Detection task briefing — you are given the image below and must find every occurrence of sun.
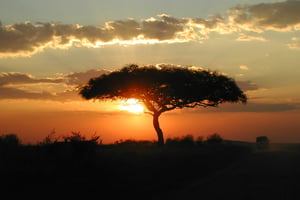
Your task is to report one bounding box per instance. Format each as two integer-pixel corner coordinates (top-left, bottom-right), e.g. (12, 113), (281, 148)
(119, 98), (144, 114)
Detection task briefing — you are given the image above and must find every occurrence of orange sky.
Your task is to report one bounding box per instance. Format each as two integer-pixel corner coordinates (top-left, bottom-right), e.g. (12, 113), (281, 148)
(1, 100), (299, 144)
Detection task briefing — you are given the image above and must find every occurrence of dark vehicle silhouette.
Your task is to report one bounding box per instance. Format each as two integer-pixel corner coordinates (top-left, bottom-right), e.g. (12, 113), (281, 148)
(256, 136), (269, 150)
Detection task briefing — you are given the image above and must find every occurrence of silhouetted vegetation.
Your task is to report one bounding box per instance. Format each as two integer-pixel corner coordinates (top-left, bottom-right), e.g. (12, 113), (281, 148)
(166, 135), (195, 147)
(0, 133), (20, 146)
(206, 133), (223, 144)
(79, 64), (247, 145)
(0, 132), (255, 199)
(3, 132), (300, 199)
(165, 134), (224, 147)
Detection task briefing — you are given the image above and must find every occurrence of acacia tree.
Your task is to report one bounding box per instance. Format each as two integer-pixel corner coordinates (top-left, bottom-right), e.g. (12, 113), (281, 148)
(79, 64), (247, 146)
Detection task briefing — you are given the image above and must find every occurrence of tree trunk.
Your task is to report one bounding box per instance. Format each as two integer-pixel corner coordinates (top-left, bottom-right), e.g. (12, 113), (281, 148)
(153, 113), (164, 146)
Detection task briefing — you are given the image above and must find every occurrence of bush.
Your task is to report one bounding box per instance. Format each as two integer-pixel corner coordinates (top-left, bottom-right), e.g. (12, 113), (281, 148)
(195, 136), (204, 146)
(63, 131), (86, 142)
(206, 133), (223, 144)
(166, 135), (195, 147)
(40, 129), (60, 145)
(114, 139), (155, 148)
(0, 133), (20, 147)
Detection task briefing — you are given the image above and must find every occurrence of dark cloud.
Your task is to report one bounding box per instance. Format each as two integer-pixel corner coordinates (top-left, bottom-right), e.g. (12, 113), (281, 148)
(0, 72), (69, 101)
(229, 0), (300, 31)
(0, 69), (108, 101)
(0, 72), (64, 86)
(191, 15), (225, 29)
(0, 86), (80, 101)
(0, 70), (109, 87)
(141, 15), (185, 40)
(0, 22), (54, 55)
(0, 15), (189, 56)
(105, 19), (141, 40)
(0, 86), (54, 100)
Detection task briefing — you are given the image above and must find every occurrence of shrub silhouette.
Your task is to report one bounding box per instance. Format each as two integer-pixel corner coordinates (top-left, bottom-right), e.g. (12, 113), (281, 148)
(0, 133), (20, 147)
(195, 136), (204, 146)
(40, 131), (101, 163)
(63, 131), (86, 142)
(166, 135), (195, 147)
(0, 134), (21, 162)
(114, 139), (155, 148)
(40, 129), (60, 145)
(206, 133), (223, 144)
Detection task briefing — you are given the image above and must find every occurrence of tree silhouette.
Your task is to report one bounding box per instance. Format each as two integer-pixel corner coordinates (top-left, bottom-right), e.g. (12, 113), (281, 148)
(79, 64), (247, 146)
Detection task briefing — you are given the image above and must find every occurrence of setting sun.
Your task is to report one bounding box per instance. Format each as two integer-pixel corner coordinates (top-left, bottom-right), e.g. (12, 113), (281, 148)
(119, 98), (144, 114)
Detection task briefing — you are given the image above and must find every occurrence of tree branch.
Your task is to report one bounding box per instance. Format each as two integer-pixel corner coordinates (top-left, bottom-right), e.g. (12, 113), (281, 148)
(142, 99), (157, 113)
(160, 105), (176, 113)
(144, 111), (153, 116)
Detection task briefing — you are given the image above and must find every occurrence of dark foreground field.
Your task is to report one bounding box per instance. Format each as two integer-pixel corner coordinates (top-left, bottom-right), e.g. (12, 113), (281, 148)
(1, 141), (300, 199)
(155, 144), (300, 200)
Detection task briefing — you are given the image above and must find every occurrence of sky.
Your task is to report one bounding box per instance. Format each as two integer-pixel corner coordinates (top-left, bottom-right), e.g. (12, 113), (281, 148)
(0, 0), (300, 144)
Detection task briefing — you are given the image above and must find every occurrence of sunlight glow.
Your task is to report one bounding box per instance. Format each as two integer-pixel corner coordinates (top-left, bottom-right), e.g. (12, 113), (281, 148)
(118, 98), (144, 114)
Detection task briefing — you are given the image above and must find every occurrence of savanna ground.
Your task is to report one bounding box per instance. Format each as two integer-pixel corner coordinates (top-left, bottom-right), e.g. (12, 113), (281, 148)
(1, 134), (300, 200)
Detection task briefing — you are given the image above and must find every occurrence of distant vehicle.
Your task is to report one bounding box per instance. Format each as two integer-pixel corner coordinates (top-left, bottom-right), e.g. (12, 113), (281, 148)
(256, 136), (270, 150)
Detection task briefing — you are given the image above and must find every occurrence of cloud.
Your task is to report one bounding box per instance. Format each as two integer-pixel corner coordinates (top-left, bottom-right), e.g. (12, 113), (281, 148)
(228, 0), (300, 32)
(189, 14), (232, 35)
(1, 1), (300, 57)
(66, 69), (109, 85)
(0, 72), (64, 86)
(0, 16), (190, 57)
(0, 68), (259, 103)
(0, 72), (67, 101)
(0, 85), (80, 101)
(287, 37), (300, 49)
(0, 69), (109, 101)
(141, 14), (186, 40)
(1, 68), (298, 114)
(236, 34), (267, 42)
(239, 65), (249, 70)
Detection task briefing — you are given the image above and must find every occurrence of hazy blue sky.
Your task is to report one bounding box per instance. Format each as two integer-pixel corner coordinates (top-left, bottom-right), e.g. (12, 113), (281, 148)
(0, 0), (278, 25)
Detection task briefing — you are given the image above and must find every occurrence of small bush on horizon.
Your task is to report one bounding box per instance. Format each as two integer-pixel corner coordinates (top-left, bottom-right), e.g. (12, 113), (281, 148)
(63, 131), (102, 144)
(0, 133), (20, 147)
(114, 139), (156, 148)
(39, 130), (102, 146)
(196, 136), (204, 146)
(166, 135), (195, 147)
(206, 133), (223, 144)
(40, 129), (60, 145)
(63, 131), (86, 142)
(165, 133), (225, 147)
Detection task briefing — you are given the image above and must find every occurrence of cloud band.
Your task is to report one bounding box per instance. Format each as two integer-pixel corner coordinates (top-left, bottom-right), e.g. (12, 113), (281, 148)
(0, 1), (300, 57)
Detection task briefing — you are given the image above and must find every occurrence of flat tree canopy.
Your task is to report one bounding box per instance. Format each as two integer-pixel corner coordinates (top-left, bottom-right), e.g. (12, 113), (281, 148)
(79, 64), (247, 145)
